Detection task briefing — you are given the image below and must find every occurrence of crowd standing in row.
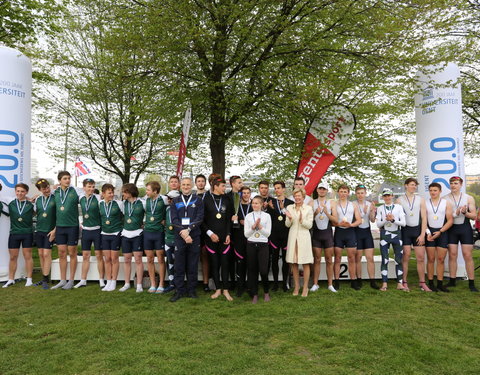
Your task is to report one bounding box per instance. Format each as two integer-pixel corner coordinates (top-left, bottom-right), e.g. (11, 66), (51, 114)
(0, 173), (478, 303)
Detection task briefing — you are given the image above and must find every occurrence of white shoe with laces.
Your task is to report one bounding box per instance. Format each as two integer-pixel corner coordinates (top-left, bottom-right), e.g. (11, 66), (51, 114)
(310, 284), (320, 292)
(328, 285), (338, 293)
(119, 283), (131, 292)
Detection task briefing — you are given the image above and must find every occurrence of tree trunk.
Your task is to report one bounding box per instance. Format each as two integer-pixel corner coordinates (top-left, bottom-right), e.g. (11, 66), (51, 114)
(210, 126), (226, 178)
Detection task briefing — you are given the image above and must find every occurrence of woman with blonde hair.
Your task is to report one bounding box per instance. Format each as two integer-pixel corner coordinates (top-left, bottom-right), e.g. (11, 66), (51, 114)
(285, 187), (314, 297)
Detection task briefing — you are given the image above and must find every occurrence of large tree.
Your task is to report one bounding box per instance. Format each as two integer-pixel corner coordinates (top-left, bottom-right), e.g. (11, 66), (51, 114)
(38, 0), (180, 183)
(130, 0), (462, 178)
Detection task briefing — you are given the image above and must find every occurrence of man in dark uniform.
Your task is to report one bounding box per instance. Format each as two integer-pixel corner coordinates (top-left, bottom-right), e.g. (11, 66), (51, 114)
(226, 175), (243, 292)
(169, 177), (204, 302)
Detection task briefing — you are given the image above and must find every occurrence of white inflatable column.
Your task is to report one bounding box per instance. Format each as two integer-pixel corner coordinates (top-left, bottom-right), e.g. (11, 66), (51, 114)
(0, 46), (32, 282)
(415, 62), (466, 278)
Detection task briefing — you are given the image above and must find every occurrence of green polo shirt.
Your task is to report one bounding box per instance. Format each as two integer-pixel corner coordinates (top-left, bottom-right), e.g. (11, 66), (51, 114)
(54, 187), (79, 227)
(35, 194), (56, 233)
(144, 196), (166, 233)
(123, 199), (145, 231)
(80, 194), (101, 227)
(9, 199), (34, 234)
(99, 200), (123, 234)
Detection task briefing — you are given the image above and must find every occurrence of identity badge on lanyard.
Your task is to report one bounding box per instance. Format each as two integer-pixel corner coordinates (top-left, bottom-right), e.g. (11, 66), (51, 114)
(182, 194), (193, 226)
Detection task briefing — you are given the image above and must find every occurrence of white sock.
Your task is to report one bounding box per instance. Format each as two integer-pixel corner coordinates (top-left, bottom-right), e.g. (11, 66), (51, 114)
(25, 278), (33, 287)
(74, 280), (87, 288)
(62, 280), (75, 290)
(102, 280), (111, 290)
(108, 280), (116, 291)
(51, 280), (67, 289)
(99, 279), (105, 287)
(2, 279), (15, 288)
(136, 284), (143, 293)
(119, 283), (130, 292)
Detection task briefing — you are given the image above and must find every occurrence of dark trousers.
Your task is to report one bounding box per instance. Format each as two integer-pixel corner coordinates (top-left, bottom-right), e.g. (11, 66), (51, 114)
(247, 241), (270, 296)
(206, 239), (231, 290)
(269, 236), (288, 283)
(165, 242), (175, 285)
(174, 236), (200, 294)
(233, 235), (247, 289)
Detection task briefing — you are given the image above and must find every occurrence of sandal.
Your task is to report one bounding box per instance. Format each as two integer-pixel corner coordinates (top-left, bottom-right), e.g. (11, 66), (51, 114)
(396, 283), (405, 290)
(148, 286), (156, 293)
(380, 286), (388, 292)
(419, 281), (432, 292)
(402, 281), (410, 292)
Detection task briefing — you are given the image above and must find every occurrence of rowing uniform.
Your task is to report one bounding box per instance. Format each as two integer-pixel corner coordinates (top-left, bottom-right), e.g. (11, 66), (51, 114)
(121, 199), (146, 253)
(54, 186), (80, 246)
(7, 198), (34, 248)
(34, 194), (56, 249)
(444, 193), (474, 245)
(354, 200), (374, 250)
(143, 196), (167, 251)
(425, 198), (448, 248)
(99, 200), (123, 251)
(312, 199), (334, 249)
(334, 200), (356, 248)
(80, 194), (102, 251)
(397, 194), (423, 247)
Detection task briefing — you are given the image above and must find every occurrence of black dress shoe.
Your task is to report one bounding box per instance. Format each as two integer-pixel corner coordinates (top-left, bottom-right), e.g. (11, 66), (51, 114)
(282, 283), (289, 292)
(188, 291), (198, 298)
(169, 293), (184, 302)
(203, 284), (210, 292)
(236, 287), (245, 297)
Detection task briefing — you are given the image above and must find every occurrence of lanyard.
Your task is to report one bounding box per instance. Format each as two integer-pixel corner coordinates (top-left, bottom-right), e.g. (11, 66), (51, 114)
(16, 199), (27, 216)
(127, 199), (138, 218)
(240, 203), (251, 218)
(60, 187), (70, 205)
(104, 201), (113, 218)
(182, 194), (193, 217)
(150, 197), (159, 215)
(211, 194), (222, 213)
(430, 199), (441, 215)
(405, 194), (416, 212)
(339, 201), (349, 217)
(451, 193), (463, 209)
(317, 199), (326, 215)
(41, 195), (52, 212)
(84, 195), (94, 213)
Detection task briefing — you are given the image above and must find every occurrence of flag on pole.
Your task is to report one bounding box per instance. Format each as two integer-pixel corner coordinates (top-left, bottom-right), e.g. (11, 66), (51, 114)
(296, 105), (356, 195)
(74, 157), (92, 177)
(176, 107), (192, 178)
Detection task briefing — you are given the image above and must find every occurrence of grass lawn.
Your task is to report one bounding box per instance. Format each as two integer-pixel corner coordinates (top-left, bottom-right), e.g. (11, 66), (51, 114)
(1, 250), (480, 375)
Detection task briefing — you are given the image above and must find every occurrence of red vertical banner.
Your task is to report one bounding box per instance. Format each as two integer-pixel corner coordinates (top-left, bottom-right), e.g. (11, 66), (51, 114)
(296, 106), (356, 195)
(176, 107), (192, 178)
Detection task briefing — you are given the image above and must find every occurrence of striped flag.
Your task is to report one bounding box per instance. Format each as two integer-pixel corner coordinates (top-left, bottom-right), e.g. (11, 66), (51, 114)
(74, 157), (92, 177)
(176, 107), (192, 178)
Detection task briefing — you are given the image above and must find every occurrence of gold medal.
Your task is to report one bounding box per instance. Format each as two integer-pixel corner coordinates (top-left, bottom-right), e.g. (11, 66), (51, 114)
(216, 213), (222, 219)
(362, 219), (366, 225)
(127, 218), (132, 224)
(42, 213), (47, 218)
(84, 214), (89, 219)
(278, 215), (283, 221)
(168, 225), (173, 231)
(434, 215), (438, 220)
(18, 217), (23, 222)
(150, 216), (155, 222)
(60, 206), (65, 211)
(105, 220), (111, 225)
(410, 212), (414, 216)
(254, 232), (260, 238)
(343, 216), (347, 222)
(320, 215), (325, 220)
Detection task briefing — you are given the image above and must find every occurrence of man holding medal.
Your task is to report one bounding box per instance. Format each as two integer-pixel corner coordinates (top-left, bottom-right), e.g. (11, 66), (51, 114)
(170, 177), (204, 302)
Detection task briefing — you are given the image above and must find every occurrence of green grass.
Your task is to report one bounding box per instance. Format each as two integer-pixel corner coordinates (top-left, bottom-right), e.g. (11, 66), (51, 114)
(1, 252), (480, 375)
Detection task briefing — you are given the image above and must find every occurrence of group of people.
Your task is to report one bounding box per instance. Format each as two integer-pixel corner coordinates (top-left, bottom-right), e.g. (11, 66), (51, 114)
(0, 172), (478, 304)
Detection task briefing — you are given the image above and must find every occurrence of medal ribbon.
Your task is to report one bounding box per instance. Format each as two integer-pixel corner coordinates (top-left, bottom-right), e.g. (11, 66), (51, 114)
(405, 194), (416, 213)
(181, 194), (193, 217)
(339, 201), (349, 218)
(84, 195), (94, 214)
(451, 193), (463, 210)
(41, 195), (52, 212)
(430, 199), (441, 216)
(16, 199), (27, 216)
(150, 197), (159, 216)
(103, 200), (113, 219)
(60, 187), (70, 206)
(127, 199), (138, 218)
(239, 203), (251, 219)
(211, 194), (222, 215)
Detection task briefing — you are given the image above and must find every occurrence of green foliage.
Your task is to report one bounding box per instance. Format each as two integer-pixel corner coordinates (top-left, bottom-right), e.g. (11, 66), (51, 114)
(0, 0), (60, 48)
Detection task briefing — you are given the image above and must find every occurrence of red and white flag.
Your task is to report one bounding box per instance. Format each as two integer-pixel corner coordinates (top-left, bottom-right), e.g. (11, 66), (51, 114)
(74, 157), (92, 177)
(176, 107), (192, 177)
(296, 105), (356, 195)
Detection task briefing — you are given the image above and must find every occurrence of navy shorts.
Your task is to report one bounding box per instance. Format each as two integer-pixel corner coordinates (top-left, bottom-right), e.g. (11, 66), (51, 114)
(35, 231), (53, 249)
(426, 227), (449, 249)
(81, 229), (102, 251)
(448, 221), (474, 245)
(101, 233), (121, 251)
(56, 226), (79, 246)
(402, 225), (422, 247)
(355, 227), (374, 250)
(312, 228), (334, 249)
(334, 227), (357, 248)
(122, 235), (143, 254)
(143, 231), (165, 251)
(8, 233), (34, 248)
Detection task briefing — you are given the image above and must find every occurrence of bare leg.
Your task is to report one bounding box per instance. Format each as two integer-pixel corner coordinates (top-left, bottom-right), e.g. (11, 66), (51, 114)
(413, 246), (426, 283)
(324, 247), (334, 286)
(81, 250), (91, 280)
(364, 248), (375, 279)
(402, 246), (411, 283)
(145, 250), (156, 288)
(58, 244), (68, 280)
(8, 249), (19, 279)
(302, 264), (310, 297)
(292, 263), (300, 295)
(448, 244), (458, 279)
(426, 247), (436, 280)
(95, 250), (104, 279)
(67, 245), (78, 281)
(346, 247), (357, 279)
(156, 250), (166, 288)
(312, 247), (322, 286)
(355, 250), (363, 279)
(22, 248), (33, 278)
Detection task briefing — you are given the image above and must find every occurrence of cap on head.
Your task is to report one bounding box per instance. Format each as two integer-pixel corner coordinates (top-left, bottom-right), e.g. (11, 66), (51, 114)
(317, 182), (329, 190)
(382, 188), (393, 196)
